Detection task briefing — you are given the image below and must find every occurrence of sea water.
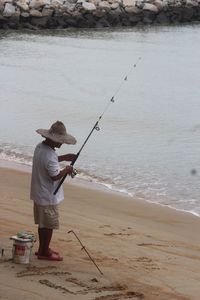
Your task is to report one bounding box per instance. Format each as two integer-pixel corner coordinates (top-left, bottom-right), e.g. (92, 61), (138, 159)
(1, 25), (200, 216)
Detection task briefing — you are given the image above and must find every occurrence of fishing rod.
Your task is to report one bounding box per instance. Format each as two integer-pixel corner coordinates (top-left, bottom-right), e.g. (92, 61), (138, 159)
(54, 57), (141, 195)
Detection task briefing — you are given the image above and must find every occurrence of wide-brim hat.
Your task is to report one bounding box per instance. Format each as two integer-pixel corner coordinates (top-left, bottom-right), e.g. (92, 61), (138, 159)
(36, 121), (76, 145)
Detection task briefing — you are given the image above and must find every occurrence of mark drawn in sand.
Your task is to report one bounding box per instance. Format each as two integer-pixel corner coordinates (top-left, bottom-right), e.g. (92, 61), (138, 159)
(137, 243), (167, 247)
(16, 265), (71, 277)
(39, 279), (75, 294)
(65, 277), (128, 295)
(39, 278), (144, 299)
(15, 265), (145, 299)
(93, 291), (144, 300)
(88, 283), (127, 293)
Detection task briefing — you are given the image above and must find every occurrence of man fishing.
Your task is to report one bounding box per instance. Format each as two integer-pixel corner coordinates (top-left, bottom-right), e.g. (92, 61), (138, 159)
(30, 121), (77, 261)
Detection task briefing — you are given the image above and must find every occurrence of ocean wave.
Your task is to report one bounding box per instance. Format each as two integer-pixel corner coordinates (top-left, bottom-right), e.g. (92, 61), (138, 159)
(0, 142), (200, 218)
(0, 142), (32, 166)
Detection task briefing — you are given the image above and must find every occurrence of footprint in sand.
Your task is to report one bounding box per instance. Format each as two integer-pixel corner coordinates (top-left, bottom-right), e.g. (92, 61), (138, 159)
(103, 227), (134, 237)
(104, 232), (131, 237)
(99, 225), (112, 228)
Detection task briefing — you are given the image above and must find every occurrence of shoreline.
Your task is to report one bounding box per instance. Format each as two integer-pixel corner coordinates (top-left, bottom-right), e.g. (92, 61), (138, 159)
(0, 158), (199, 219)
(1, 165), (200, 299)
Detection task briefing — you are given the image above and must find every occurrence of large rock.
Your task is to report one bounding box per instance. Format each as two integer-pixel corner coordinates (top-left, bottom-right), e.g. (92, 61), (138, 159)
(106, 7), (121, 23)
(121, 14), (131, 25)
(143, 3), (158, 13)
(65, 0), (77, 3)
(92, 7), (107, 17)
(82, 12), (96, 26)
(124, 5), (141, 13)
(30, 8), (43, 16)
(107, 0), (117, 4)
(89, 0), (99, 5)
(110, 2), (119, 9)
(171, 0), (183, 7)
(29, 0), (48, 9)
(82, 1), (96, 11)
(42, 7), (54, 15)
(31, 15), (49, 26)
(21, 11), (30, 16)
(50, 0), (64, 8)
(63, 1), (76, 12)
(95, 16), (110, 27)
(3, 3), (16, 16)
(154, 0), (165, 11)
(170, 6), (182, 22)
(156, 10), (170, 23)
(1, 0), (13, 4)
(186, 0), (198, 7)
(129, 13), (141, 22)
(122, 0), (136, 7)
(98, 1), (110, 10)
(16, 0), (29, 11)
(182, 6), (194, 20)
(0, 0), (5, 13)
(143, 10), (155, 23)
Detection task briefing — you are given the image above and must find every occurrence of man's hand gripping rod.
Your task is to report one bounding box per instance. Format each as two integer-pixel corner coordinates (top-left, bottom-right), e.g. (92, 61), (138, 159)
(53, 119), (101, 195)
(54, 57), (141, 195)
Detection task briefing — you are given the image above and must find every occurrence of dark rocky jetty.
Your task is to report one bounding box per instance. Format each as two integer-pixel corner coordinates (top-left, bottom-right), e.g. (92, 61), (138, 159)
(0, 0), (200, 29)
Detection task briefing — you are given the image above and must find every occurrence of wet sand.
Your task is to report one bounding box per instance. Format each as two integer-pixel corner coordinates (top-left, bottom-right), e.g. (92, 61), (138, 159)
(0, 167), (200, 300)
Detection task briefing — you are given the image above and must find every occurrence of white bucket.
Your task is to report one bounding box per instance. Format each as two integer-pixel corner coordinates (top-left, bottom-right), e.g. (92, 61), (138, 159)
(12, 239), (33, 264)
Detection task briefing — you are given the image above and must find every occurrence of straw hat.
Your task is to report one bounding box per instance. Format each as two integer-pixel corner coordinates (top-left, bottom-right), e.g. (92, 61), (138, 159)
(36, 121), (76, 145)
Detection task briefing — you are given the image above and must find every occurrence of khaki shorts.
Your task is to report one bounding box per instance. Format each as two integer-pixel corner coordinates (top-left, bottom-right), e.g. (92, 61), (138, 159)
(34, 203), (59, 229)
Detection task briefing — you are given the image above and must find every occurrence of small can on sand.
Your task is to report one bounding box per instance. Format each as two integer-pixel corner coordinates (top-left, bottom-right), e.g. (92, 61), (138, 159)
(10, 235), (34, 264)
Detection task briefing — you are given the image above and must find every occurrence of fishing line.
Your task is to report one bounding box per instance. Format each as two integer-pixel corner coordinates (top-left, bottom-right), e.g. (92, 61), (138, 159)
(54, 57), (141, 195)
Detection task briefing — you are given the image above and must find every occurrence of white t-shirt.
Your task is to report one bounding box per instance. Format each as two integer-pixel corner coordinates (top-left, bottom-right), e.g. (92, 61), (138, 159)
(30, 142), (64, 205)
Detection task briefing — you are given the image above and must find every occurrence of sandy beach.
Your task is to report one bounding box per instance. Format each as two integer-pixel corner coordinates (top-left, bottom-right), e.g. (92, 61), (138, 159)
(1, 166), (200, 300)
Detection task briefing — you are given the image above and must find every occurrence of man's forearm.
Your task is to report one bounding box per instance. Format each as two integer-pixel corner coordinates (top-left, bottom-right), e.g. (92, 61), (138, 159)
(58, 154), (76, 162)
(58, 155), (67, 162)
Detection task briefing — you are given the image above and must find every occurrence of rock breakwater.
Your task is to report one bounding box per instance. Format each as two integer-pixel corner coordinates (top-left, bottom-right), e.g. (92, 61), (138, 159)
(0, 0), (200, 29)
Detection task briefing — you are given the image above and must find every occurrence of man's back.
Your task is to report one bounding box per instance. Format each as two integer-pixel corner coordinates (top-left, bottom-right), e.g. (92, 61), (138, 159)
(30, 142), (64, 205)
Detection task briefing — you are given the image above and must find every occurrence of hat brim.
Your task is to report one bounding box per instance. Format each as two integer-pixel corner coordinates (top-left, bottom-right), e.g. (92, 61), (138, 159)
(36, 129), (76, 145)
